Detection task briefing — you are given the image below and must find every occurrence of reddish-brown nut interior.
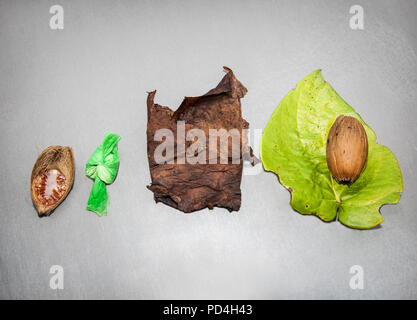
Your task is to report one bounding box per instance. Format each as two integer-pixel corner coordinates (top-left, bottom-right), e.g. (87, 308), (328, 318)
(34, 169), (67, 206)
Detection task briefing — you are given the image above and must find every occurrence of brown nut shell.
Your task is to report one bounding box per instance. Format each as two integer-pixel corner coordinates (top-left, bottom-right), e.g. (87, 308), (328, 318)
(326, 115), (368, 185)
(30, 146), (74, 216)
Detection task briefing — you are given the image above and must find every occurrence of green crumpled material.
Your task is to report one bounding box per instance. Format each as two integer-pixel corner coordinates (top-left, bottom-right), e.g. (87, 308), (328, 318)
(261, 70), (403, 229)
(85, 131), (121, 216)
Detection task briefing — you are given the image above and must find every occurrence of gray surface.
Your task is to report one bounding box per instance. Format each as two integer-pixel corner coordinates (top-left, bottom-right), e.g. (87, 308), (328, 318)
(0, 0), (416, 299)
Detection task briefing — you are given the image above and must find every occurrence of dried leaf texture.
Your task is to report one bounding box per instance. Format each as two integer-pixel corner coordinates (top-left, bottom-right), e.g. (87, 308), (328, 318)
(147, 67), (255, 213)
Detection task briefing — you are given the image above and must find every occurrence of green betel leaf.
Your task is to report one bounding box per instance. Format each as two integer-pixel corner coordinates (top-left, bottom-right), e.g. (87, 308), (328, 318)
(261, 70), (403, 229)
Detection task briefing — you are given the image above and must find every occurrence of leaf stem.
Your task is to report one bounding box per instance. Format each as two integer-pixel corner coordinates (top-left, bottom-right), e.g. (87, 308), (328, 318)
(330, 174), (341, 204)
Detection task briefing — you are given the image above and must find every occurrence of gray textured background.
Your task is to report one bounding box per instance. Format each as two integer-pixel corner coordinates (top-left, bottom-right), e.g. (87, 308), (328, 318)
(1, 0), (416, 299)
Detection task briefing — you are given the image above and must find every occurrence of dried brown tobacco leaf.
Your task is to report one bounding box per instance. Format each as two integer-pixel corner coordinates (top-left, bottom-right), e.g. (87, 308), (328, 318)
(146, 67), (257, 213)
